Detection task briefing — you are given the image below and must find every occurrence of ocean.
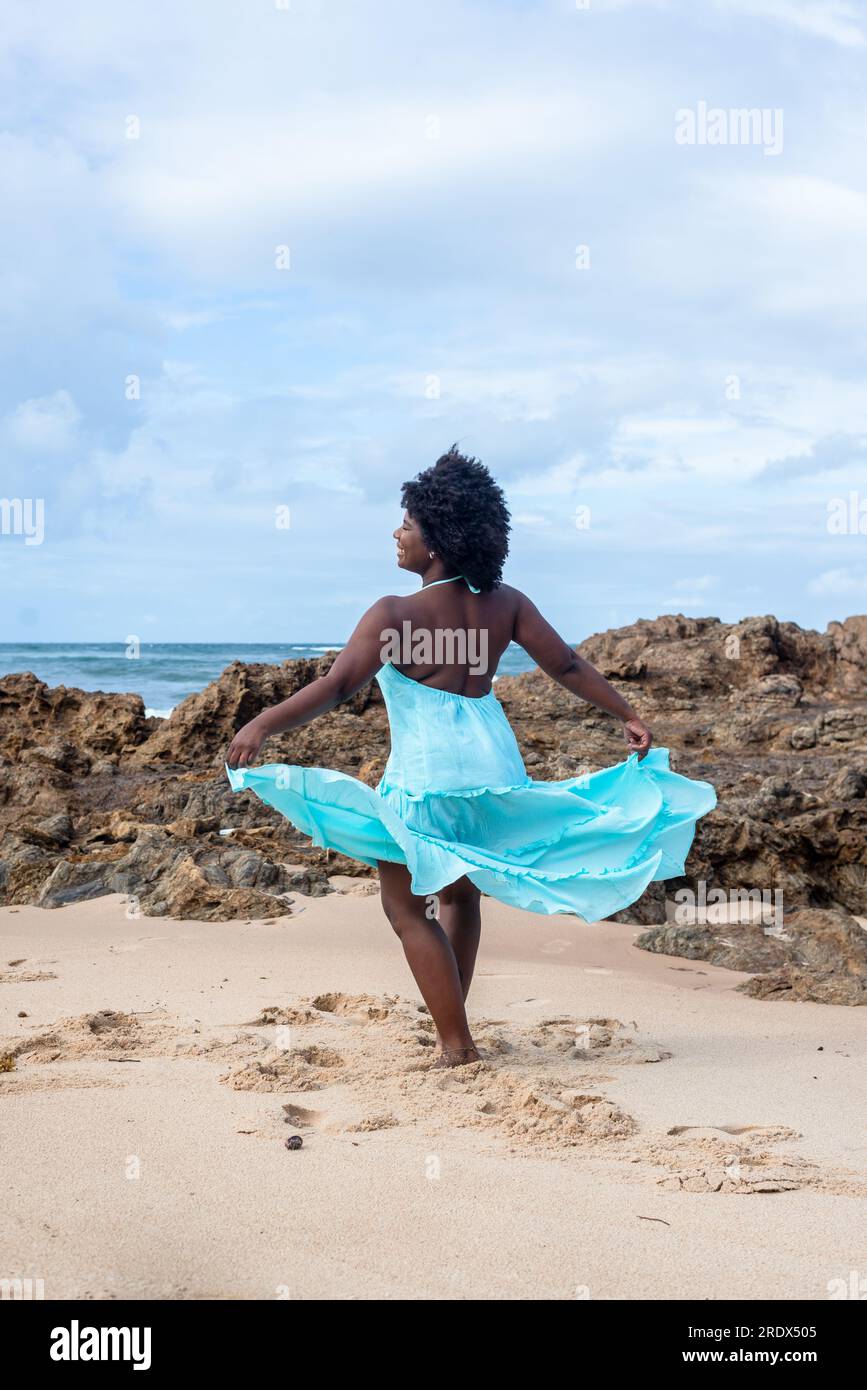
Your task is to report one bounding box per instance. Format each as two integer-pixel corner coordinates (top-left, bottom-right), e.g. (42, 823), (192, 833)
(0, 642), (539, 718)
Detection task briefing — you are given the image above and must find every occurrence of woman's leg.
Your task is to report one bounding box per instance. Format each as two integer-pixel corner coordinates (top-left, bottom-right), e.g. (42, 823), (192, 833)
(377, 860), (478, 1059)
(432, 875), (482, 1052)
(437, 875), (482, 1001)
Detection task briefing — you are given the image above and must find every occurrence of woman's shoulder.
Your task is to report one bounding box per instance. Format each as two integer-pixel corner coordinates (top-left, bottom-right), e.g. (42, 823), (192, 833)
(489, 581), (526, 610)
(374, 581), (523, 611)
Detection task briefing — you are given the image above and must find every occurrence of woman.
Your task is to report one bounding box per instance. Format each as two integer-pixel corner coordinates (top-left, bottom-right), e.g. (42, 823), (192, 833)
(226, 447), (716, 1068)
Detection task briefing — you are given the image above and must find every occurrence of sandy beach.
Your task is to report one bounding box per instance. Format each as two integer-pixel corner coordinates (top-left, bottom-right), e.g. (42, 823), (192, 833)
(2, 890), (866, 1302)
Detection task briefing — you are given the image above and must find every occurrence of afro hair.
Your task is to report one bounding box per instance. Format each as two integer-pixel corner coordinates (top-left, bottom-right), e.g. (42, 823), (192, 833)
(400, 445), (511, 592)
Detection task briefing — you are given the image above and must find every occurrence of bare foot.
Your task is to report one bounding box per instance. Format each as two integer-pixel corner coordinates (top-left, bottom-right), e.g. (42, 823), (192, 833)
(430, 1045), (482, 1070)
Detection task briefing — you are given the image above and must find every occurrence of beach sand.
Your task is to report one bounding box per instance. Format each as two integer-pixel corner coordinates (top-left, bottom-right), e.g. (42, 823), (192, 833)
(2, 890), (866, 1301)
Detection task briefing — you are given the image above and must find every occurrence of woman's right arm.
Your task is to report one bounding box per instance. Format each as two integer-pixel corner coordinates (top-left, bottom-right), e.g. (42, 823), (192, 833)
(226, 596), (395, 768)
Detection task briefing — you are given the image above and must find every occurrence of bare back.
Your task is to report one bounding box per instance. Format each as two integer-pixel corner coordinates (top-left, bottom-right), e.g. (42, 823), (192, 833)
(321, 578), (582, 705)
(388, 580), (519, 696)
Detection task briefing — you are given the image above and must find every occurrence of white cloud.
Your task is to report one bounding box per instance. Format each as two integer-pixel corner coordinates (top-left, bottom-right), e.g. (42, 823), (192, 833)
(611, 413), (812, 481)
(509, 456), (588, 497)
(716, 0), (864, 47)
(602, 0), (864, 47)
(808, 567), (867, 596)
(4, 390), (81, 452)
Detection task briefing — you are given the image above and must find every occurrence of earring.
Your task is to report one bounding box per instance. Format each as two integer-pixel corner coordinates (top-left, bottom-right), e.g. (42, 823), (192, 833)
(429, 551), (435, 558)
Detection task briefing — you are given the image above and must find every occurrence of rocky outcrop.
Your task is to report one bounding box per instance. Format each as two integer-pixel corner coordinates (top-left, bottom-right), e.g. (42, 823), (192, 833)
(636, 907), (867, 1006)
(574, 612), (867, 702)
(124, 656), (383, 769)
(0, 655), (384, 922)
(1, 613), (866, 1002)
(0, 672), (154, 763)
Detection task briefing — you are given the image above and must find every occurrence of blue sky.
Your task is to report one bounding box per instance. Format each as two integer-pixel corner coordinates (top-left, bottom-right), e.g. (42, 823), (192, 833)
(1, 0), (865, 643)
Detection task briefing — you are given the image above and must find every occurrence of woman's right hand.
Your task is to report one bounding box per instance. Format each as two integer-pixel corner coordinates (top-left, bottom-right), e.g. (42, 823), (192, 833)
(226, 718), (267, 770)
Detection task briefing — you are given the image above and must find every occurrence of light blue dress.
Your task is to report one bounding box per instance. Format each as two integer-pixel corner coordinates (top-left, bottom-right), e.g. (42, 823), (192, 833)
(225, 576), (717, 921)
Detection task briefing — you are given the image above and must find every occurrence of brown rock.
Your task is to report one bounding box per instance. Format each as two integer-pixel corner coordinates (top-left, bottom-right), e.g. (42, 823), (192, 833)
(126, 654), (382, 769)
(637, 906), (867, 1005)
(17, 813), (73, 849)
(0, 673), (149, 762)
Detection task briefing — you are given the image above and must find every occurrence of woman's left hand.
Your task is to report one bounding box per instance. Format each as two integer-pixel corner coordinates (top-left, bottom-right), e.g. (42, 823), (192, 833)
(622, 716), (652, 760)
(226, 718), (267, 769)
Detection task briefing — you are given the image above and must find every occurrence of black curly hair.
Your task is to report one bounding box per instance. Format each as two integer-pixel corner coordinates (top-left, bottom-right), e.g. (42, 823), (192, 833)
(400, 445), (511, 592)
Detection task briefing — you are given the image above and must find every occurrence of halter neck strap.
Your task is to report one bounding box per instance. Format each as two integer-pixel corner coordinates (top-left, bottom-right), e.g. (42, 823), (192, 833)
(421, 574), (481, 594)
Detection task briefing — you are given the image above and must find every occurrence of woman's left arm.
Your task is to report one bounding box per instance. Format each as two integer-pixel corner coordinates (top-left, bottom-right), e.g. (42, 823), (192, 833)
(513, 589), (653, 758)
(226, 596), (395, 769)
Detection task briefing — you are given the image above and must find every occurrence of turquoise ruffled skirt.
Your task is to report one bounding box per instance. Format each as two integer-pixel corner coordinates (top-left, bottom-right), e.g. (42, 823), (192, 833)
(224, 661), (717, 922)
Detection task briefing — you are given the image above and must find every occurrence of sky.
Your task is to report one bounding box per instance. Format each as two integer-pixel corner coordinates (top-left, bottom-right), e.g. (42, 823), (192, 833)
(1, 0), (865, 644)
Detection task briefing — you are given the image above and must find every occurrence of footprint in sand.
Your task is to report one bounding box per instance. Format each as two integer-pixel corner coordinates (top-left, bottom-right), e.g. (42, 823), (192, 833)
(281, 1099), (398, 1136)
(249, 1003), (321, 1026)
(525, 1015), (672, 1065)
(640, 1124), (867, 1196)
(5, 1009), (150, 1063)
(219, 1043), (349, 1094)
(2, 958), (58, 983)
(249, 993), (399, 1027)
(0, 970), (58, 983)
(240, 1098), (401, 1141)
(430, 1064), (638, 1149)
(236, 1099), (330, 1140)
(311, 992), (398, 1022)
(282, 1100), (328, 1128)
(2, 1008), (228, 1067)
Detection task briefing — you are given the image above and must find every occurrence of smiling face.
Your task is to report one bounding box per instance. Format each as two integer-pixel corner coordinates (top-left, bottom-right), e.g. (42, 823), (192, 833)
(393, 511), (431, 574)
